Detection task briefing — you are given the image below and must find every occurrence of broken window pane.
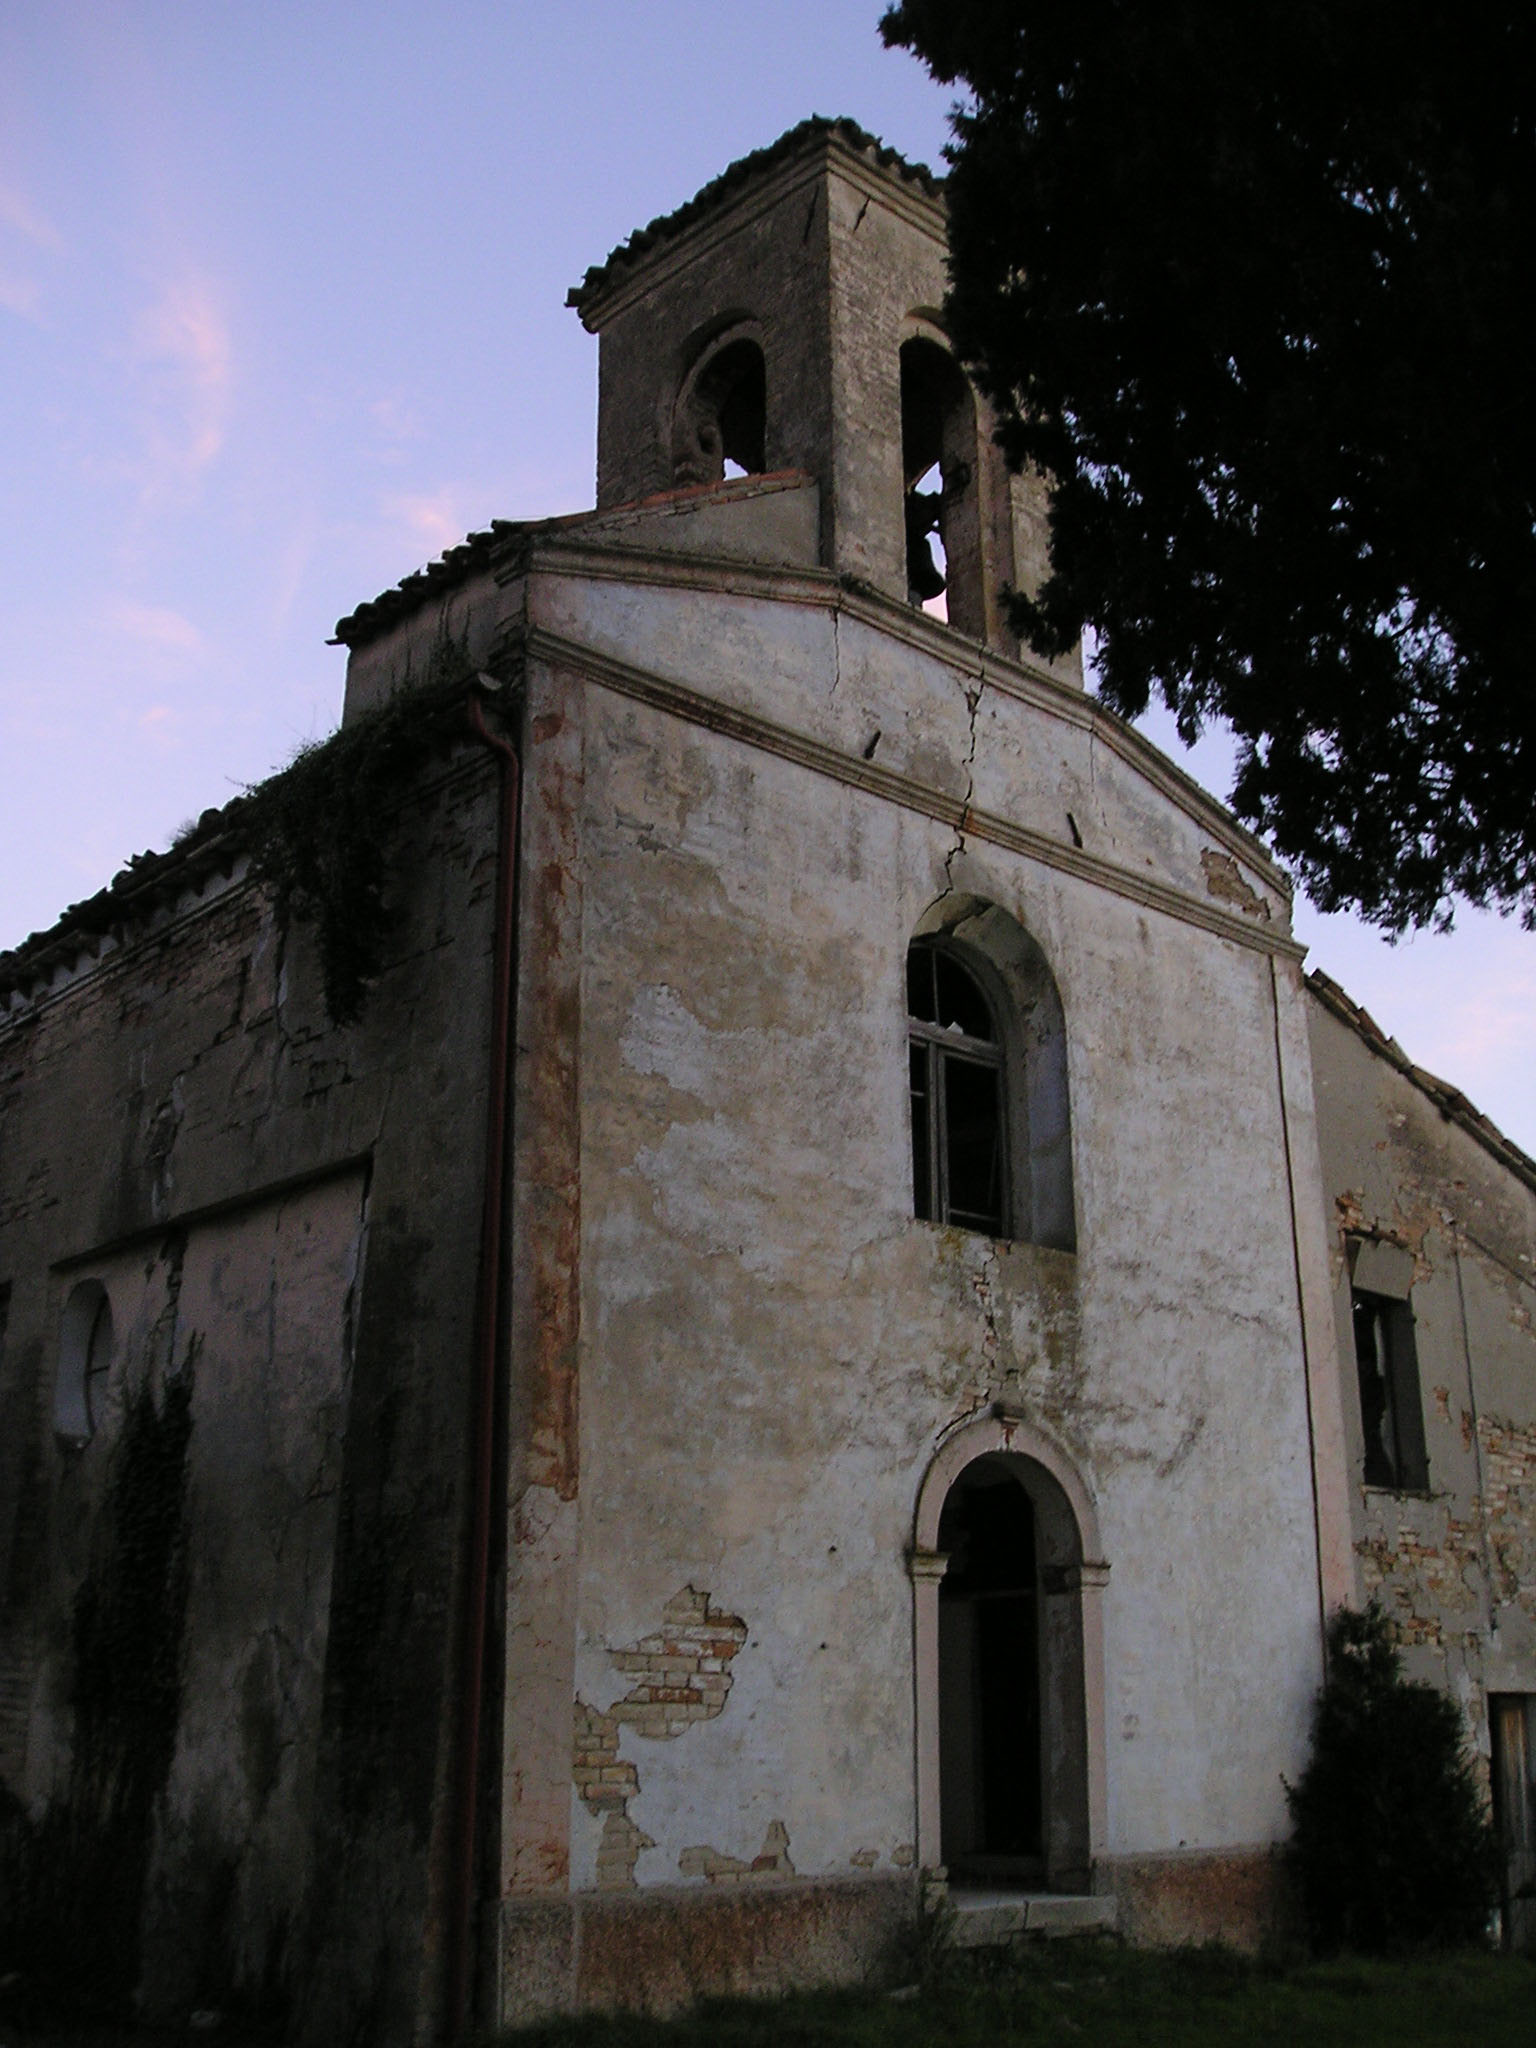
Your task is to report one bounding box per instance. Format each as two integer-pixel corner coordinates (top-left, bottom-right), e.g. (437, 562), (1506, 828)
(935, 952), (994, 1041)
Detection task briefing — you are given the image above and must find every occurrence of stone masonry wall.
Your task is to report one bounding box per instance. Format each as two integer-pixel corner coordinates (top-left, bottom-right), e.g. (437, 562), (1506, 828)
(0, 742), (506, 2046)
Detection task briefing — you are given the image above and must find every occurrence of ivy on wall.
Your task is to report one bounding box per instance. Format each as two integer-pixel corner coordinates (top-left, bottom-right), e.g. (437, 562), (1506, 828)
(241, 645), (489, 1025)
(0, 1368), (194, 2012)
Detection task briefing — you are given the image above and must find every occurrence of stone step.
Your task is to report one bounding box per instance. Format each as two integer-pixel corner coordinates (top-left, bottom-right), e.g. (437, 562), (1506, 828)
(947, 1888), (1118, 1946)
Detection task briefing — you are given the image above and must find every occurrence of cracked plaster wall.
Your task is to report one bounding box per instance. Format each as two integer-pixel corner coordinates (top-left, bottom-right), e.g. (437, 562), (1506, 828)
(539, 549), (1328, 1892)
(1307, 991), (1536, 1743)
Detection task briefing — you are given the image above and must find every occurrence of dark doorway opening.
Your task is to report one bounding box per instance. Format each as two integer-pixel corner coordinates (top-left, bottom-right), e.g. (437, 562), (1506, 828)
(1491, 1694), (1536, 1952)
(937, 1457), (1043, 1878)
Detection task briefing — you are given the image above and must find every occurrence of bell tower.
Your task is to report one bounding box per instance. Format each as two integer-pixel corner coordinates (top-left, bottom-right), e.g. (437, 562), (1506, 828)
(568, 119), (1077, 678)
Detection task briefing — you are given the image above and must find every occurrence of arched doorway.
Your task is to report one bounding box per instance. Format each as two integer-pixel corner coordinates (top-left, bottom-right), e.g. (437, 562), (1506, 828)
(938, 1456), (1044, 1873)
(912, 1417), (1108, 1892)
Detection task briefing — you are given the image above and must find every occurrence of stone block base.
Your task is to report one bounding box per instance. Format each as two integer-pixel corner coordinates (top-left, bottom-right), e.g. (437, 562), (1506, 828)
(1097, 1847), (1286, 1949)
(949, 1890), (1118, 1946)
(498, 1872), (916, 2026)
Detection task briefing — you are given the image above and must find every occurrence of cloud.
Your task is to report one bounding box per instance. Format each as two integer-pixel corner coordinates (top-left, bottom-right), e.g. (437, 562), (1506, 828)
(107, 600), (205, 656)
(370, 391), (423, 442)
(383, 489), (469, 557)
(1427, 965), (1536, 1071)
(0, 180), (62, 321)
(0, 181), (62, 250)
(0, 268), (41, 318)
(132, 274), (232, 499)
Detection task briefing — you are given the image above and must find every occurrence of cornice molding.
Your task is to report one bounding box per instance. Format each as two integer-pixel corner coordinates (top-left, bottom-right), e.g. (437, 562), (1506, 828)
(575, 133), (945, 330)
(522, 537), (1291, 894)
(523, 621), (1304, 963)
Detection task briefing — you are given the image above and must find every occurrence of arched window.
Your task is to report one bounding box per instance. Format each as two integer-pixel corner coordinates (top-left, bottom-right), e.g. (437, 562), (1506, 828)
(671, 335), (767, 487)
(54, 1279), (112, 1444)
(907, 898), (1076, 1252)
(907, 940), (1007, 1236)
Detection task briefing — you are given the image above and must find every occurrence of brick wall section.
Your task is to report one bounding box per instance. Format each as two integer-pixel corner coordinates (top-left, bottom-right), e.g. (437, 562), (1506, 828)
(1485, 1419), (1536, 1613)
(678, 1820), (795, 1885)
(572, 1699), (638, 1814)
(571, 1587), (748, 1890)
(607, 1585), (748, 1738)
(1307, 982), (1536, 1799)
(1358, 1419), (1536, 1643)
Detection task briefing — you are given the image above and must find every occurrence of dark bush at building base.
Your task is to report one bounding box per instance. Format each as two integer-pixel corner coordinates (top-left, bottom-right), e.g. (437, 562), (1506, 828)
(1287, 1603), (1498, 1952)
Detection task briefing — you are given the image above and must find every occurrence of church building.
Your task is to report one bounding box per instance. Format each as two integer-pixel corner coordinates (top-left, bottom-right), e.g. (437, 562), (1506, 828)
(2, 120), (1532, 2039)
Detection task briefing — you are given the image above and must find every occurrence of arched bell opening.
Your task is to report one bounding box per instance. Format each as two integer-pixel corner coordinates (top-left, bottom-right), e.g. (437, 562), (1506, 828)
(900, 336), (984, 635)
(912, 1419), (1107, 1892)
(672, 332), (767, 487)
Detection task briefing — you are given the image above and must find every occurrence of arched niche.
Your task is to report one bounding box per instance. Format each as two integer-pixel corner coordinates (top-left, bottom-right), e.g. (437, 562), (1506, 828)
(54, 1278), (113, 1445)
(911, 1414), (1108, 1890)
(671, 319), (767, 487)
(909, 895), (1076, 1252)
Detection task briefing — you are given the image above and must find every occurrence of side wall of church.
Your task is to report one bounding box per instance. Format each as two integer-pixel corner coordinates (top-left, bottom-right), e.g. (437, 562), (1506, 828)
(1307, 987), (1536, 1736)
(0, 751), (503, 2041)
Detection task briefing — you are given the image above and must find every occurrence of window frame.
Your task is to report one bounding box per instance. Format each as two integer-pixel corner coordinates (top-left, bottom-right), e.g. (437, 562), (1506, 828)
(1350, 1286), (1429, 1493)
(907, 939), (1010, 1238)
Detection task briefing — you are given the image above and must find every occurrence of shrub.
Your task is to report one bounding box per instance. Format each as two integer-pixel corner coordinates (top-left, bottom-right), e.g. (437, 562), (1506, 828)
(1286, 1603), (1498, 1951)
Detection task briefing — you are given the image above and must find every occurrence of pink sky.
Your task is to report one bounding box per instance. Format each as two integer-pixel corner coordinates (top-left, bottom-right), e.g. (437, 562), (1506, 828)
(2, 1), (1530, 1152)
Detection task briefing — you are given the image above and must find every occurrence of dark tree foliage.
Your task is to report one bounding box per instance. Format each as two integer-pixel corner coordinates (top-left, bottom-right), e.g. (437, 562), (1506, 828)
(882, 3), (1536, 930)
(1286, 1604), (1498, 1951)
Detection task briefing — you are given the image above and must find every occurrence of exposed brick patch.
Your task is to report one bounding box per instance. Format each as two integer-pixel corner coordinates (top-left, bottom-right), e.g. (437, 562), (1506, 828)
(573, 1699), (637, 1815)
(1357, 1414), (1536, 1643)
(595, 1811), (655, 1890)
(607, 1585), (748, 1738)
(1483, 1417), (1536, 1612)
(679, 1819), (794, 1885)
(1199, 848), (1269, 921)
(572, 1585), (750, 1891)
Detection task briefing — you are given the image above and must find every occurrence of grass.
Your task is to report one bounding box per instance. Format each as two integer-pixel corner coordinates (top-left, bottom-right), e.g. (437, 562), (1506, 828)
(3, 1941), (1530, 2046)
(496, 1940), (1536, 2048)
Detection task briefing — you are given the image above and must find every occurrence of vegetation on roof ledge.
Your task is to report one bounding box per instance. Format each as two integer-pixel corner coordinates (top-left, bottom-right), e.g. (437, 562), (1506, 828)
(567, 115), (942, 314)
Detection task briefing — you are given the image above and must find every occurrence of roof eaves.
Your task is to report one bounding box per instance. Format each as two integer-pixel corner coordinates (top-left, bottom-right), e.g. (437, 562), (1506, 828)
(332, 472), (820, 649)
(566, 115), (942, 319)
(0, 804), (250, 1014)
(1307, 968), (1536, 1198)
(332, 504), (608, 648)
